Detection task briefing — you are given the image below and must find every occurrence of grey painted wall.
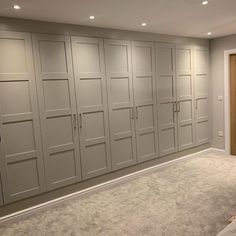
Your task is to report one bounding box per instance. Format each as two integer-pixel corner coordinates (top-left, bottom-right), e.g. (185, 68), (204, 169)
(210, 34), (236, 149)
(0, 17), (209, 46)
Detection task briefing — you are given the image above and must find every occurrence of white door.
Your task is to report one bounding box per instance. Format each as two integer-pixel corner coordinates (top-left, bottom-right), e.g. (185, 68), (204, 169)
(0, 31), (46, 203)
(104, 39), (137, 170)
(132, 41), (159, 162)
(71, 37), (111, 179)
(156, 43), (178, 156)
(176, 45), (195, 150)
(194, 46), (210, 145)
(32, 34), (81, 190)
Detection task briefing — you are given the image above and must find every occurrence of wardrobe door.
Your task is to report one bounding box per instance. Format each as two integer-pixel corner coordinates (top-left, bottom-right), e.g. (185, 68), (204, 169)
(132, 41), (158, 162)
(71, 37), (111, 179)
(156, 43), (178, 156)
(32, 34), (81, 190)
(176, 45), (195, 150)
(0, 31), (45, 203)
(194, 46), (210, 145)
(104, 39), (137, 170)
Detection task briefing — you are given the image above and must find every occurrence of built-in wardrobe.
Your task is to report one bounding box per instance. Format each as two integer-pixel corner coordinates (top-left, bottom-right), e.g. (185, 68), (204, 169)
(0, 30), (209, 205)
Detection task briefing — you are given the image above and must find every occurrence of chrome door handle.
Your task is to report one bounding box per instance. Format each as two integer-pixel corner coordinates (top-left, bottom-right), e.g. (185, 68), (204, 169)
(177, 101), (180, 113)
(73, 114), (77, 129)
(79, 113), (83, 129)
(174, 101), (177, 113)
(131, 107), (135, 120)
(136, 107), (138, 119)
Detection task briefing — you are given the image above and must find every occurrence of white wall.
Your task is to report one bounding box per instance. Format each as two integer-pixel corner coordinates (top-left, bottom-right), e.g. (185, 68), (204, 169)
(210, 34), (236, 150)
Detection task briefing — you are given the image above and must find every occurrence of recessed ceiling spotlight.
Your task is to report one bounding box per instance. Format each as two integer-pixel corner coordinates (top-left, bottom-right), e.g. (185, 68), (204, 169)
(13, 4), (20, 10)
(207, 32), (212, 36)
(202, 1), (209, 5)
(141, 22), (147, 27)
(89, 15), (95, 20)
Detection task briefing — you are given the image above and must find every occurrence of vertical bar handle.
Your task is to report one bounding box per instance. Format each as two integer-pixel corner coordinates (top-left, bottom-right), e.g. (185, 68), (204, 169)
(174, 101), (177, 113)
(195, 99), (198, 110)
(130, 107), (135, 120)
(177, 101), (180, 113)
(79, 113), (83, 129)
(136, 106), (138, 119)
(73, 114), (77, 129)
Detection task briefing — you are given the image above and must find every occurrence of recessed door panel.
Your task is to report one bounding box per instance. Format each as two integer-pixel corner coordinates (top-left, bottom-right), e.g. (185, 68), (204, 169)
(85, 143), (108, 174)
(135, 76), (153, 101)
(159, 128), (176, 153)
(159, 103), (175, 125)
(39, 41), (67, 73)
(104, 39), (137, 169)
(32, 34), (81, 190)
(71, 37), (111, 178)
(113, 137), (134, 166)
(195, 75), (208, 96)
(196, 121), (209, 144)
(177, 75), (192, 98)
(43, 80), (71, 111)
(113, 108), (132, 134)
(132, 41), (158, 162)
(48, 150), (77, 184)
(194, 46), (209, 145)
(179, 124), (194, 149)
(176, 48), (191, 73)
(111, 77), (130, 103)
(47, 116), (73, 147)
(156, 43), (178, 156)
(80, 79), (103, 106)
(0, 38), (27, 73)
(7, 159), (40, 195)
(158, 76), (174, 99)
(0, 31), (45, 203)
(176, 45), (195, 150)
(3, 121), (35, 155)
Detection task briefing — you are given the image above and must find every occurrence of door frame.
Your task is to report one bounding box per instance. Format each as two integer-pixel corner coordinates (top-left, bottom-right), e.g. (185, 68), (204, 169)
(224, 49), (236, 154)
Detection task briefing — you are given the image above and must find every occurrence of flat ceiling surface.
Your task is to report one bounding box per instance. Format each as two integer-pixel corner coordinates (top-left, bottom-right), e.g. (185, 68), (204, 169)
(1, 0), (236, 38)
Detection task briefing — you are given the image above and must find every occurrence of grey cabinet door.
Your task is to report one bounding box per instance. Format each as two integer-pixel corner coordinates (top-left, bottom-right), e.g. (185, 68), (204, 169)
(131, 41), (159, 162)
(156, 43), (178, 156)
(104, 39), (137, 170)
(32, 34), (81, 190)
(194, 46), (210, 145)
(0, 31), (46, 203)
(71, 37), (111, 179)
(176, 45), (195, 150)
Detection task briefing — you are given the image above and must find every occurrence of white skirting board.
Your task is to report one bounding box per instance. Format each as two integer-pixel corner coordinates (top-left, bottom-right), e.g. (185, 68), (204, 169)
(0, 148), (226, 225)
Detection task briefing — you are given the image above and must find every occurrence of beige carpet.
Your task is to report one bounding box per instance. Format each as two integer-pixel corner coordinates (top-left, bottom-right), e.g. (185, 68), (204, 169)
(1, 152), (236, 236)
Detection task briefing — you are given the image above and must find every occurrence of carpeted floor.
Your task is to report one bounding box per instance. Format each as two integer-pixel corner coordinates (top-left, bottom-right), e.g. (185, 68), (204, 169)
(1, 152), (236, 236)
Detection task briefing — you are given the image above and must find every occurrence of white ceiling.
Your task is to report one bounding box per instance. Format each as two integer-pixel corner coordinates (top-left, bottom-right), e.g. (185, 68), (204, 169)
(1, 0), (236, 38)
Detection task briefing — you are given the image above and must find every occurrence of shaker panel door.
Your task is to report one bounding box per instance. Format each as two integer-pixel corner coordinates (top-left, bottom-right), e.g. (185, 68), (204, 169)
(132, 41), (158, 162)
(32, 34), (81, 190)
(156, 43), (178, 156)
(194, 46), (210, 145)
(176, 45), (195, 150)
(0, 31), (45, 203)
(71, 37), (111, 179)
(104, 39), (137, 170)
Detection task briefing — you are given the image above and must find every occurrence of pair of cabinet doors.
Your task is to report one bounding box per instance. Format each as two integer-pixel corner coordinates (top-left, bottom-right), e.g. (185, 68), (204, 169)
(156, 43), (209, 156)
